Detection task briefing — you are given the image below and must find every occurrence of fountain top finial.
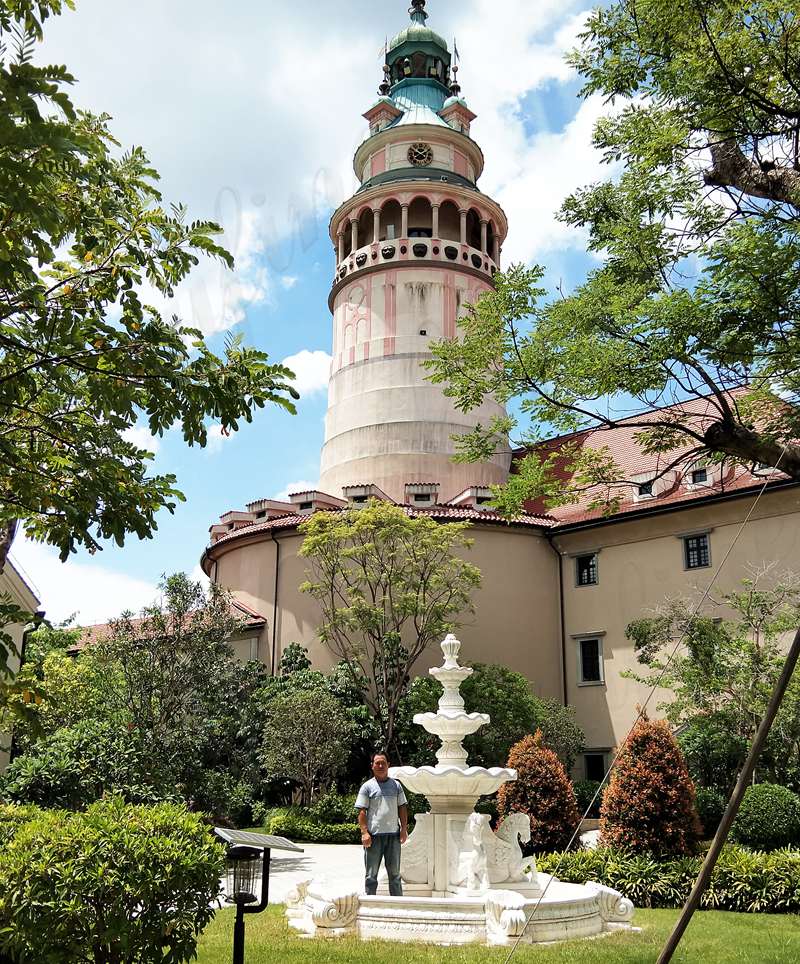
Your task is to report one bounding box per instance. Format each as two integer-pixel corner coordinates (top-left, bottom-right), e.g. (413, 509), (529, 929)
(440, 633), (462, 669)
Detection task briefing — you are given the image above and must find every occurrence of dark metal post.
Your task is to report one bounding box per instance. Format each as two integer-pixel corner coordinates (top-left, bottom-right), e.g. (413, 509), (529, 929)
(232, 905), (246, 964)
(657, 628), (800, 964)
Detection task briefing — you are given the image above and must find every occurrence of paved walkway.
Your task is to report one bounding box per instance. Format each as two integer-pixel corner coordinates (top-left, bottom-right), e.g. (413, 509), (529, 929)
(266, 843), (363, 904)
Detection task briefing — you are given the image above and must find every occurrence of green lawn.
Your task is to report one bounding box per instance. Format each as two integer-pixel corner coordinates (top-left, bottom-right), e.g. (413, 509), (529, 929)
(197, 905), (800, 963)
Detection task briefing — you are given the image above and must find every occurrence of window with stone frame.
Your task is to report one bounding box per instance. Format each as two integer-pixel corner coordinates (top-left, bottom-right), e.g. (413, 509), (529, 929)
(684, 533), (711, 569)
(576, 553), (598, 587)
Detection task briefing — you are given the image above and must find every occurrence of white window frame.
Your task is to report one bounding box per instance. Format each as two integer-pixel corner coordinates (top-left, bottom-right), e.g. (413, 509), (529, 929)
(573, 632), (606, 687)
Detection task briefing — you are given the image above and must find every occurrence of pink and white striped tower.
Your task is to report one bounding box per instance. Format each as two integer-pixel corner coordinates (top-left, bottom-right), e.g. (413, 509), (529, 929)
(319, 1), (512, 504)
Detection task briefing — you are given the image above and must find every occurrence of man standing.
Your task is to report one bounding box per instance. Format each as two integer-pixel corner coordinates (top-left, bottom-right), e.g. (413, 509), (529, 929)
(355, 750), (409, 897)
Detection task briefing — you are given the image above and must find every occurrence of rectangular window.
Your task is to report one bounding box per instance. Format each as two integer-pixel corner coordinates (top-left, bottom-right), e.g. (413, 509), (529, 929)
(691, 468), (708, 485)
(576, 554), (598, 587)
(584, 753), (607, 783)
(638, 480), (654, 497)
(579, 638), (604, 685)
(684, 533), (711, 569)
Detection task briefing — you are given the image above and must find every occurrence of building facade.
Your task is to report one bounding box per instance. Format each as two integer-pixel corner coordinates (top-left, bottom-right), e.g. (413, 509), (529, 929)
(0, 560), (41, 771)
(203, 1), (800, 779)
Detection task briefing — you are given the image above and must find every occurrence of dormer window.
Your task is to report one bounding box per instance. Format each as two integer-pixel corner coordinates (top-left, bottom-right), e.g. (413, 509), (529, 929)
(299, 501), (313, 512)
(638, 481), (654, 497)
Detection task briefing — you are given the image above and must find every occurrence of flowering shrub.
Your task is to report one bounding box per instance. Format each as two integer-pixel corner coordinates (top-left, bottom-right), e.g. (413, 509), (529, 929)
(497, 731), (580, 853)
(601, 716), (701, 855)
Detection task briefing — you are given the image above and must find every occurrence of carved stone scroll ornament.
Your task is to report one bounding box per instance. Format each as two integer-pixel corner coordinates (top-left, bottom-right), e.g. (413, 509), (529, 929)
(307, 889), (360, 930)
(484, 890), (528, 942)
(587, 882), (635, 924)
(399, 813), (433, 885)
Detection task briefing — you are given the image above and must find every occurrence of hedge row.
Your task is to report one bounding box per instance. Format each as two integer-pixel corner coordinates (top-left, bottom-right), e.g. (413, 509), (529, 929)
(538, 847), (800, 913)
(264, 807), (361, 844)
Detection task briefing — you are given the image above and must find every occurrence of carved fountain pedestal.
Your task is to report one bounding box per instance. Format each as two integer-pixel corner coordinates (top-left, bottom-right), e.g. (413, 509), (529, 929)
(286, 636), (634, 946)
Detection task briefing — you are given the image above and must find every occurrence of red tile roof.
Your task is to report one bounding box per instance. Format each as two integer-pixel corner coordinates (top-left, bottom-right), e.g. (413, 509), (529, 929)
(71, 599), (267, 653)
(516, 393), (792, 524)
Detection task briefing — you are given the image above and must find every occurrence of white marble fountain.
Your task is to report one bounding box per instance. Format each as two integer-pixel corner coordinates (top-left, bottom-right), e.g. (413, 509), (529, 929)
(286, 635), (634, 946)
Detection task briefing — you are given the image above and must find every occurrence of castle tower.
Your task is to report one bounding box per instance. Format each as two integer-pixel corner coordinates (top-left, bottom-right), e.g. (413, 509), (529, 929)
(318, 0), (512, 504)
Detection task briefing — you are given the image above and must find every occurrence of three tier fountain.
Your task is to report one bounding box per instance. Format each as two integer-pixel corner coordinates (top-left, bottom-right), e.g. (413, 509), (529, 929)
(286, 635), (634, 945)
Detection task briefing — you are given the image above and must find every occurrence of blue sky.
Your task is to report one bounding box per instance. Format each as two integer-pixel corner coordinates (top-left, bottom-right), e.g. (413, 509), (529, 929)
(10, 0), (611, 623)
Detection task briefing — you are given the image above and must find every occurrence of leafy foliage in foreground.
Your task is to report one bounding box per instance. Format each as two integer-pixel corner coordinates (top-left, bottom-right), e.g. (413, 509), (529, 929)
(0, 797), (224, 964)
(0, 0), (298, 573)
(539, 846), (800, 913)
(427, 1), (800, 516)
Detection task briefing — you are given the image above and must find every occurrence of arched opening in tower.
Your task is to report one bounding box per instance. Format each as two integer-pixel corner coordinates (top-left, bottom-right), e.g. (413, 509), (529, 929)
(466, 208), (482, 250)
(357, 209), (373, 250)
(381, 199), (402, 242)
(439, 200), (461, 242)
(408, 196), (433, 238)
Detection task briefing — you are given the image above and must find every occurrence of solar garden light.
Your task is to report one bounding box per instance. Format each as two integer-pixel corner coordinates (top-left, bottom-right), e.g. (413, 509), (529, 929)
(215, 828), (303, 964)
(224, 844), (270, 964)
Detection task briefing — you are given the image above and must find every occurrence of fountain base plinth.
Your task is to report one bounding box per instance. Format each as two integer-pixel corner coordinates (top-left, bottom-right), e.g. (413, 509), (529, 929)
(286, 879), (635, 946)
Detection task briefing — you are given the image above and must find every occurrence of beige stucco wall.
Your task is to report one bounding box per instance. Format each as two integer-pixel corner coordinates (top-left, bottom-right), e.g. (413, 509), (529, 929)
(0, 561), (40, 772)
(553, 487), (800, 760)
(211, 523), (563, 696)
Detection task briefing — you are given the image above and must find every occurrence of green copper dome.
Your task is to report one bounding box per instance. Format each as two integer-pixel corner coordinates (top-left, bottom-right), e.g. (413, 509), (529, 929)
(389, 21), (449, 54)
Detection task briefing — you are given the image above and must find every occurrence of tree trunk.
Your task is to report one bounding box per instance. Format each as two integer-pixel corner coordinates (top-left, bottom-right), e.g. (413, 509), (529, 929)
(704, 421), (800, 481)
(0, 520), (17, 575)
(704, 139), (800, 208)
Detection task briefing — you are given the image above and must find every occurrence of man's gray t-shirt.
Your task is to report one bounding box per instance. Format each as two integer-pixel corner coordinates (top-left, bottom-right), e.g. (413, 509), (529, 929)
(355, 777), (407, 835)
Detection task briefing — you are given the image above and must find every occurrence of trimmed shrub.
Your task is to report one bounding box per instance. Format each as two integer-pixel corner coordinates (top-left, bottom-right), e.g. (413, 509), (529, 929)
(695, 787), (727, 838)
(574, 780), (604, 819)
(0, 796), (224, 964)
(538, 846), (800, 913)
(730, 783), (800, 851)
(264, 807), (360, 844)
(497, 731), (580, 853)
(600, 716), (701, 856)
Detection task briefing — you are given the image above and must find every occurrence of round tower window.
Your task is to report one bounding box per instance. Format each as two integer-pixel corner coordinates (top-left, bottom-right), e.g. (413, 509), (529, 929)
(408, 143), (434, 167)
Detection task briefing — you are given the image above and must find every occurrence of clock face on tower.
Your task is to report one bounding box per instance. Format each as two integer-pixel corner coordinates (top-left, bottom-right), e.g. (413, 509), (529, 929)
(408, 142), (434, 167)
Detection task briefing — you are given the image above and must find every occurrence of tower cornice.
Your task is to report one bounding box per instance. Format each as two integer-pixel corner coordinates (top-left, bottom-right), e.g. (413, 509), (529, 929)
(353, 122), (484, 185)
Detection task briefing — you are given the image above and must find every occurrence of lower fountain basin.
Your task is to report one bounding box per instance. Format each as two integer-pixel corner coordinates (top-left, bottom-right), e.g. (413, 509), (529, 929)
(391, 765), (516, 806)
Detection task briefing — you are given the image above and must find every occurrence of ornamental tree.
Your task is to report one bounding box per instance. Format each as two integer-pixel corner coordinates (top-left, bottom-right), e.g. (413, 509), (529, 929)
(427, 1), (800, 516)
(299, 500), (481, 756)
(0, 0), (299, 575)
(601, 715), (701, 856)
(260, 689), (354, 805)
(497, 731), (580, 853)
(626, 570), (800, 793)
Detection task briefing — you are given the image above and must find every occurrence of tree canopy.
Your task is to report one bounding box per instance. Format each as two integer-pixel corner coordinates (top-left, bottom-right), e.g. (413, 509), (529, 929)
(299, 500), (481, 754)
(0, 0), (298, 572)
(428, 0), (800, 514)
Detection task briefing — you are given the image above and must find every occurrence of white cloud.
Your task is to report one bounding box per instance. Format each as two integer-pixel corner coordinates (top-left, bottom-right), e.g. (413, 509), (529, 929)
(122, 425), (161, 455)
(8, 538), (158, 626)
(271, 480), (319, 502)
(282, 350), (332, 398)
(280, 276), (299, 290)
(205, 424), (231, 456)
(190, 564), (211, 591)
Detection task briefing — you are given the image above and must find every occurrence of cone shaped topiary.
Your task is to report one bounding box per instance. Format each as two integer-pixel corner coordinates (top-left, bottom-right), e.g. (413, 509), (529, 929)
(600, 714), (701, 856)
(497, 730), (581, 853)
